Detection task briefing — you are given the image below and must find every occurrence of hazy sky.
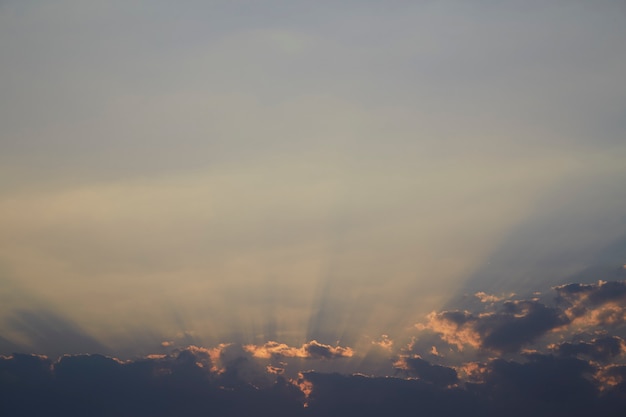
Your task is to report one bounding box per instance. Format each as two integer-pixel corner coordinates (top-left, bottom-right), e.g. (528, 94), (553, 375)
(1, 0), (626, 360)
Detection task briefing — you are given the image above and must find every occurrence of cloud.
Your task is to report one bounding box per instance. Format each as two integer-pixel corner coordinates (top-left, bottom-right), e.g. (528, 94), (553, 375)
(394, 356), (458, 387)
(471, 354), (599, 417)
(596, 364), (626, 392)
(550, 336), (626, 362)
(475, 292), (514, 303)
(457, 361), (489, 382)
(243, 340), (354, 360)
(417, 310), (482, 351)
(371, 334), (394, 351)
(417, 282), (626, 357)
(477, 300), (567, 353)
(297, 354), (626, 417)
(419, 299), (566, 353)
(304, 340), (354, 359)
(0, 348), (305, 416)
(556, 281), (626, 328)
(299, 371), (480, 417)
(0, 353), (52, 383)
(2, 337), (626, 416)
(3, 281), (626, 416)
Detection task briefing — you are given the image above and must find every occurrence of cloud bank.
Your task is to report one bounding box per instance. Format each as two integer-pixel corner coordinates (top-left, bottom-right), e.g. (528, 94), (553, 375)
(3, 281), (626, 416)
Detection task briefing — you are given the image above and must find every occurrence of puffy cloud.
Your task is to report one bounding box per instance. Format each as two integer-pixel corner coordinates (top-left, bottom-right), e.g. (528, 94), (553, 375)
(304, 340), (354, 359)
(371, 334), (394, 351)
(394, 356), (458, 387)
(555, 281), (626, 328)
(417, 310), (482, 351)
(457, 361), (489, 383)
(419, 300), (566, 353)
(595, 364), (626, 392)
(477, 300), (567, 353)
(243, 340), (354, 360)
(416, 282), (626, 358)
(475, 292), (514, 303)
(555, 281), (626, 306)
(418, 282), (626, 356)
(550, 336), (626, 362)
(244, 341), (298, 359)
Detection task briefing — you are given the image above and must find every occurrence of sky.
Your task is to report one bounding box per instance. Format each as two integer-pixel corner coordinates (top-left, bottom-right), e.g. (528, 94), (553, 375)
(1, 1), (626, 415)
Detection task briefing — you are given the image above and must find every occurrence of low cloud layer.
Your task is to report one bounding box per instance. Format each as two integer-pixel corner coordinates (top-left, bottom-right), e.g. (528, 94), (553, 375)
(2, 349), (625, 416)
(2, 280), (626, 416)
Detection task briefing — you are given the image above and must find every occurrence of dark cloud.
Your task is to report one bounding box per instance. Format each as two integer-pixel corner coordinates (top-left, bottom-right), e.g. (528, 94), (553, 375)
(470, 354), (599, 417)
(2, 345), (626, 416)
(0, 354), (55, 416)
(214, 343), (275, 389)
(299, 354), (626, 417)
(0, 353), (52, 384)
(555, 281), (626, 329)
(0, 348), (304, 417)
(555, 281), (626, 306)
(421, 281), (626, 356)
(551, 336), (625, 362)
(557, 280), (626, 306)
(300, 371), (482, 417)
(420, 300), (566, 353)
(478, 300), (567, 353)
(3, 281), (626, 416)
(394, 356), (458, 387)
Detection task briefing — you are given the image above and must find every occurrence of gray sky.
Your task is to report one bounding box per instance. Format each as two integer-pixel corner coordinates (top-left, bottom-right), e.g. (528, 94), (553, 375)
(1, 0), (625, 357)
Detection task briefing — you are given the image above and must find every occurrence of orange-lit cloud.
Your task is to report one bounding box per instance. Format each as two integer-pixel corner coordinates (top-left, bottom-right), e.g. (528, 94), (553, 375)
(555, 281), (626, 330)
(595, 364), (626, 391)
(266, 364), (285, 375)
(457, 361), (489, 382)
(371, 335), (394, 351)
(417, 310), (481, 351)
(244, 340), (354, 360)
(475, 292), (514, 303)
(417, 299), (567, 353)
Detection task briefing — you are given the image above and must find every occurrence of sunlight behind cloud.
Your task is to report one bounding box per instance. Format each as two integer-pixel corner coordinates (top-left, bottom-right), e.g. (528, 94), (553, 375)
(0, 145), (595, 355)
(1, 0), (625, 359)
